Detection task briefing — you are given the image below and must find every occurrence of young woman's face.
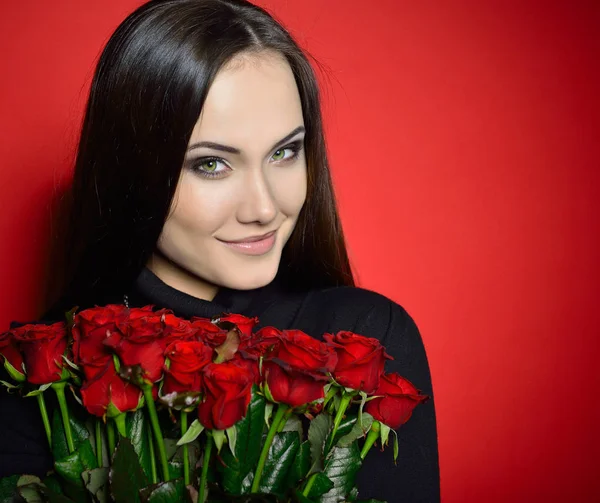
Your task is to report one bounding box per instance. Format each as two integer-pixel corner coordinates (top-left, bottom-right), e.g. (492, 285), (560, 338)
(151, 50), (307, 299)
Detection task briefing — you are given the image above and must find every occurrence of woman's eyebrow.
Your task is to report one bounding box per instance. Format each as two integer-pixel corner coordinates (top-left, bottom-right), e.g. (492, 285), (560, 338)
(187, 125), (306, 154)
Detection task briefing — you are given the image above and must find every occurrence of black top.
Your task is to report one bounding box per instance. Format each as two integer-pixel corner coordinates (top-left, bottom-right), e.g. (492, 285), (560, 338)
(0, 268), (440, 502)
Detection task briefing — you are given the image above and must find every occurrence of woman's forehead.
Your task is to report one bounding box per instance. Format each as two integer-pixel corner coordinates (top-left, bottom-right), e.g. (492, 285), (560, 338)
(189, 51), (304, 155)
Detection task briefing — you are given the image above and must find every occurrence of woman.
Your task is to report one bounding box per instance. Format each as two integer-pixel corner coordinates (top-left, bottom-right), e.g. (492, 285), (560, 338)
(0, 0), (439, 500)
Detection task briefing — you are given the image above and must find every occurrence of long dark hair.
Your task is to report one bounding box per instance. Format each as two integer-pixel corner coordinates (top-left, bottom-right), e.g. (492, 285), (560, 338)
(52, 0), (354, 311)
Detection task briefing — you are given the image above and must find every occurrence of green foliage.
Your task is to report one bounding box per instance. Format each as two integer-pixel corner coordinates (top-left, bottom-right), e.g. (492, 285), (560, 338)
(218, 390), (267, 495)
(109, 438), (148, 503)
(126, 410), (153, 480)
(255, 432), (300, 497)
(51, 408), (90, 462)
(307, 413), (332, 476)
(319, 444), (362, 503)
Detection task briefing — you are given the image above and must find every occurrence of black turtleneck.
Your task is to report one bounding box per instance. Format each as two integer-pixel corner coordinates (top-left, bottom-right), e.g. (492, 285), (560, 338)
(0, 268), (440, 502)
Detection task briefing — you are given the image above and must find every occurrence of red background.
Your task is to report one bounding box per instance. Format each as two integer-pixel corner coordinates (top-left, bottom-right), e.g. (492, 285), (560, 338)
(1, 1), (598, 501)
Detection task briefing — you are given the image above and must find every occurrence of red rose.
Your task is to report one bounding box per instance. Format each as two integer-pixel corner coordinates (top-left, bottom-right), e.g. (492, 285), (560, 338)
(214, 313), (259, 340)
(106, 308), (168, 382)
(364, 373), (429, 429)
(323, 331), (392, 393)
(80, 361), (142, 417)
(73, 304), (133, 379)
(231, 353), (261, 385)
(12, 322), (68, 384)
(191, 318), (228, 348)
(0, 330), (24, 376)
(239, 326), (282, 360)
(197, 361), (253, 430)
(263, 330), (337, 407)
(162, 340), (213, 395)
(163, 314), (197, 343)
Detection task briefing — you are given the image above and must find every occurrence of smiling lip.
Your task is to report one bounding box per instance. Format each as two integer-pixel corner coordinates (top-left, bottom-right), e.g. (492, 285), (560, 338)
(218, 231), (277, 255)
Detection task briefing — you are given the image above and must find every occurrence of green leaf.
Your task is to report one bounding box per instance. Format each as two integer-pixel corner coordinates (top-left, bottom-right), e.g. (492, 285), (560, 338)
(82, 468), (108, 503)
(42, 475), (63, 495)
(281, 415), (303, 436)
(139, 479), (185, 503)
(306, 473), (334, 499)
(212, 430), (226, 453)
(226, 425), (237, 456)
(24, 382), (52, 397)
(218, 389), (267, 495)
(109, 437), (149, 503)
(379, 424), (391, 448)
(0, 474), (20, 502)
(319, 443), (362, 503)
(307, 413), (332, 475)
(52, 407), (90, 461)
(264, 402), (273, 427)
(2, 358), (25, 381)
(287, 440), (311, 488)
(0, 379), (20, 390)
(337, 413), (374, 448)
(127, 409), (154, 480)
(15, 476), (45, 503)
(176, 419), (204, 446)
(168, 461), (184, 480)
(55, 440), (98, 485)
(256, 431), (300, 497)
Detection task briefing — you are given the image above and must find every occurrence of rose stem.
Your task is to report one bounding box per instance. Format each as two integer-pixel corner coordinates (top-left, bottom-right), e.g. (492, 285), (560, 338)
(52, 382), (75, 453)
(325, 391), (353, 454)
(359, 420), (381, 460)
(142, 385), (170, 481)
(36, 393), (52, 448)
(199, 431), (213, 503)
(181, 410), (190, 486)
(107, 420), (116, 455)
(95, 419), (103, 467)
(148, 426), (157, 484)
(250, 403), (289, 493)
(302, 473), (318, 497)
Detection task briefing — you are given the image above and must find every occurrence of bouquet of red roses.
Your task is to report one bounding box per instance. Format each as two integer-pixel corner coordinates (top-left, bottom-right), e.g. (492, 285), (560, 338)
(0, 304), (428, 503)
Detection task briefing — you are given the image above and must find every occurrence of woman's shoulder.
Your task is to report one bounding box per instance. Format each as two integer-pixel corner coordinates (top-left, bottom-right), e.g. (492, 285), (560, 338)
(300, 284), (417, 335)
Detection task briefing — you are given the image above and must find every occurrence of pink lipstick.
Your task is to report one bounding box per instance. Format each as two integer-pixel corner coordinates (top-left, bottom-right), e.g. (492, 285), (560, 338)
(218, 231), (277, 256)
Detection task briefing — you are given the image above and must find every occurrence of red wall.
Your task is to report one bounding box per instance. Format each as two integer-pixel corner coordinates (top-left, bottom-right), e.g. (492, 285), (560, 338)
(1, 1), (598, 501)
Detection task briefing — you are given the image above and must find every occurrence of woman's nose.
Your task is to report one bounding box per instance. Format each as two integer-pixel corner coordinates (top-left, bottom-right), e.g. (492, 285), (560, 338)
(235, 168), (278, 225)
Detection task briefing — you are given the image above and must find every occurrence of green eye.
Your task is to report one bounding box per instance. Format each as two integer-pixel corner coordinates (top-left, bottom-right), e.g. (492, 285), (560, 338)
(200, 160), (218, 172)
(272, 149), (286, 161)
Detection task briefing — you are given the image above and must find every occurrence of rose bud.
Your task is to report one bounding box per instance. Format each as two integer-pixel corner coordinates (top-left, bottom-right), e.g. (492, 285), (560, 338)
(80, 361), (142, 417)
(0, 330), (25, 378)
(11, 322), (68, 384)
(197, 361), (253, 430)
(73, 304), (133, 379)
(107, 308), (167, 383)
(162, 340), (213, 395)
(323, 331), (392, 394)
(364, 373), (429, 429)
(263, 330), (337, 408)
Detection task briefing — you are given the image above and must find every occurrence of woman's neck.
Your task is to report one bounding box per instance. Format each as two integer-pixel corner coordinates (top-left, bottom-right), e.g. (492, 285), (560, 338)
(146, 252), (219, 302)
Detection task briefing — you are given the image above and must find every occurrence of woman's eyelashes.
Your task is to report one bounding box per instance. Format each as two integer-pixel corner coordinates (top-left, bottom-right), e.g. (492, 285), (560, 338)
(189, 141), (304, 179)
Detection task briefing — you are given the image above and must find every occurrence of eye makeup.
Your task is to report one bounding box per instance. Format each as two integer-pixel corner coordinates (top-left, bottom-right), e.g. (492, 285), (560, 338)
(188, 140), (305, 179)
